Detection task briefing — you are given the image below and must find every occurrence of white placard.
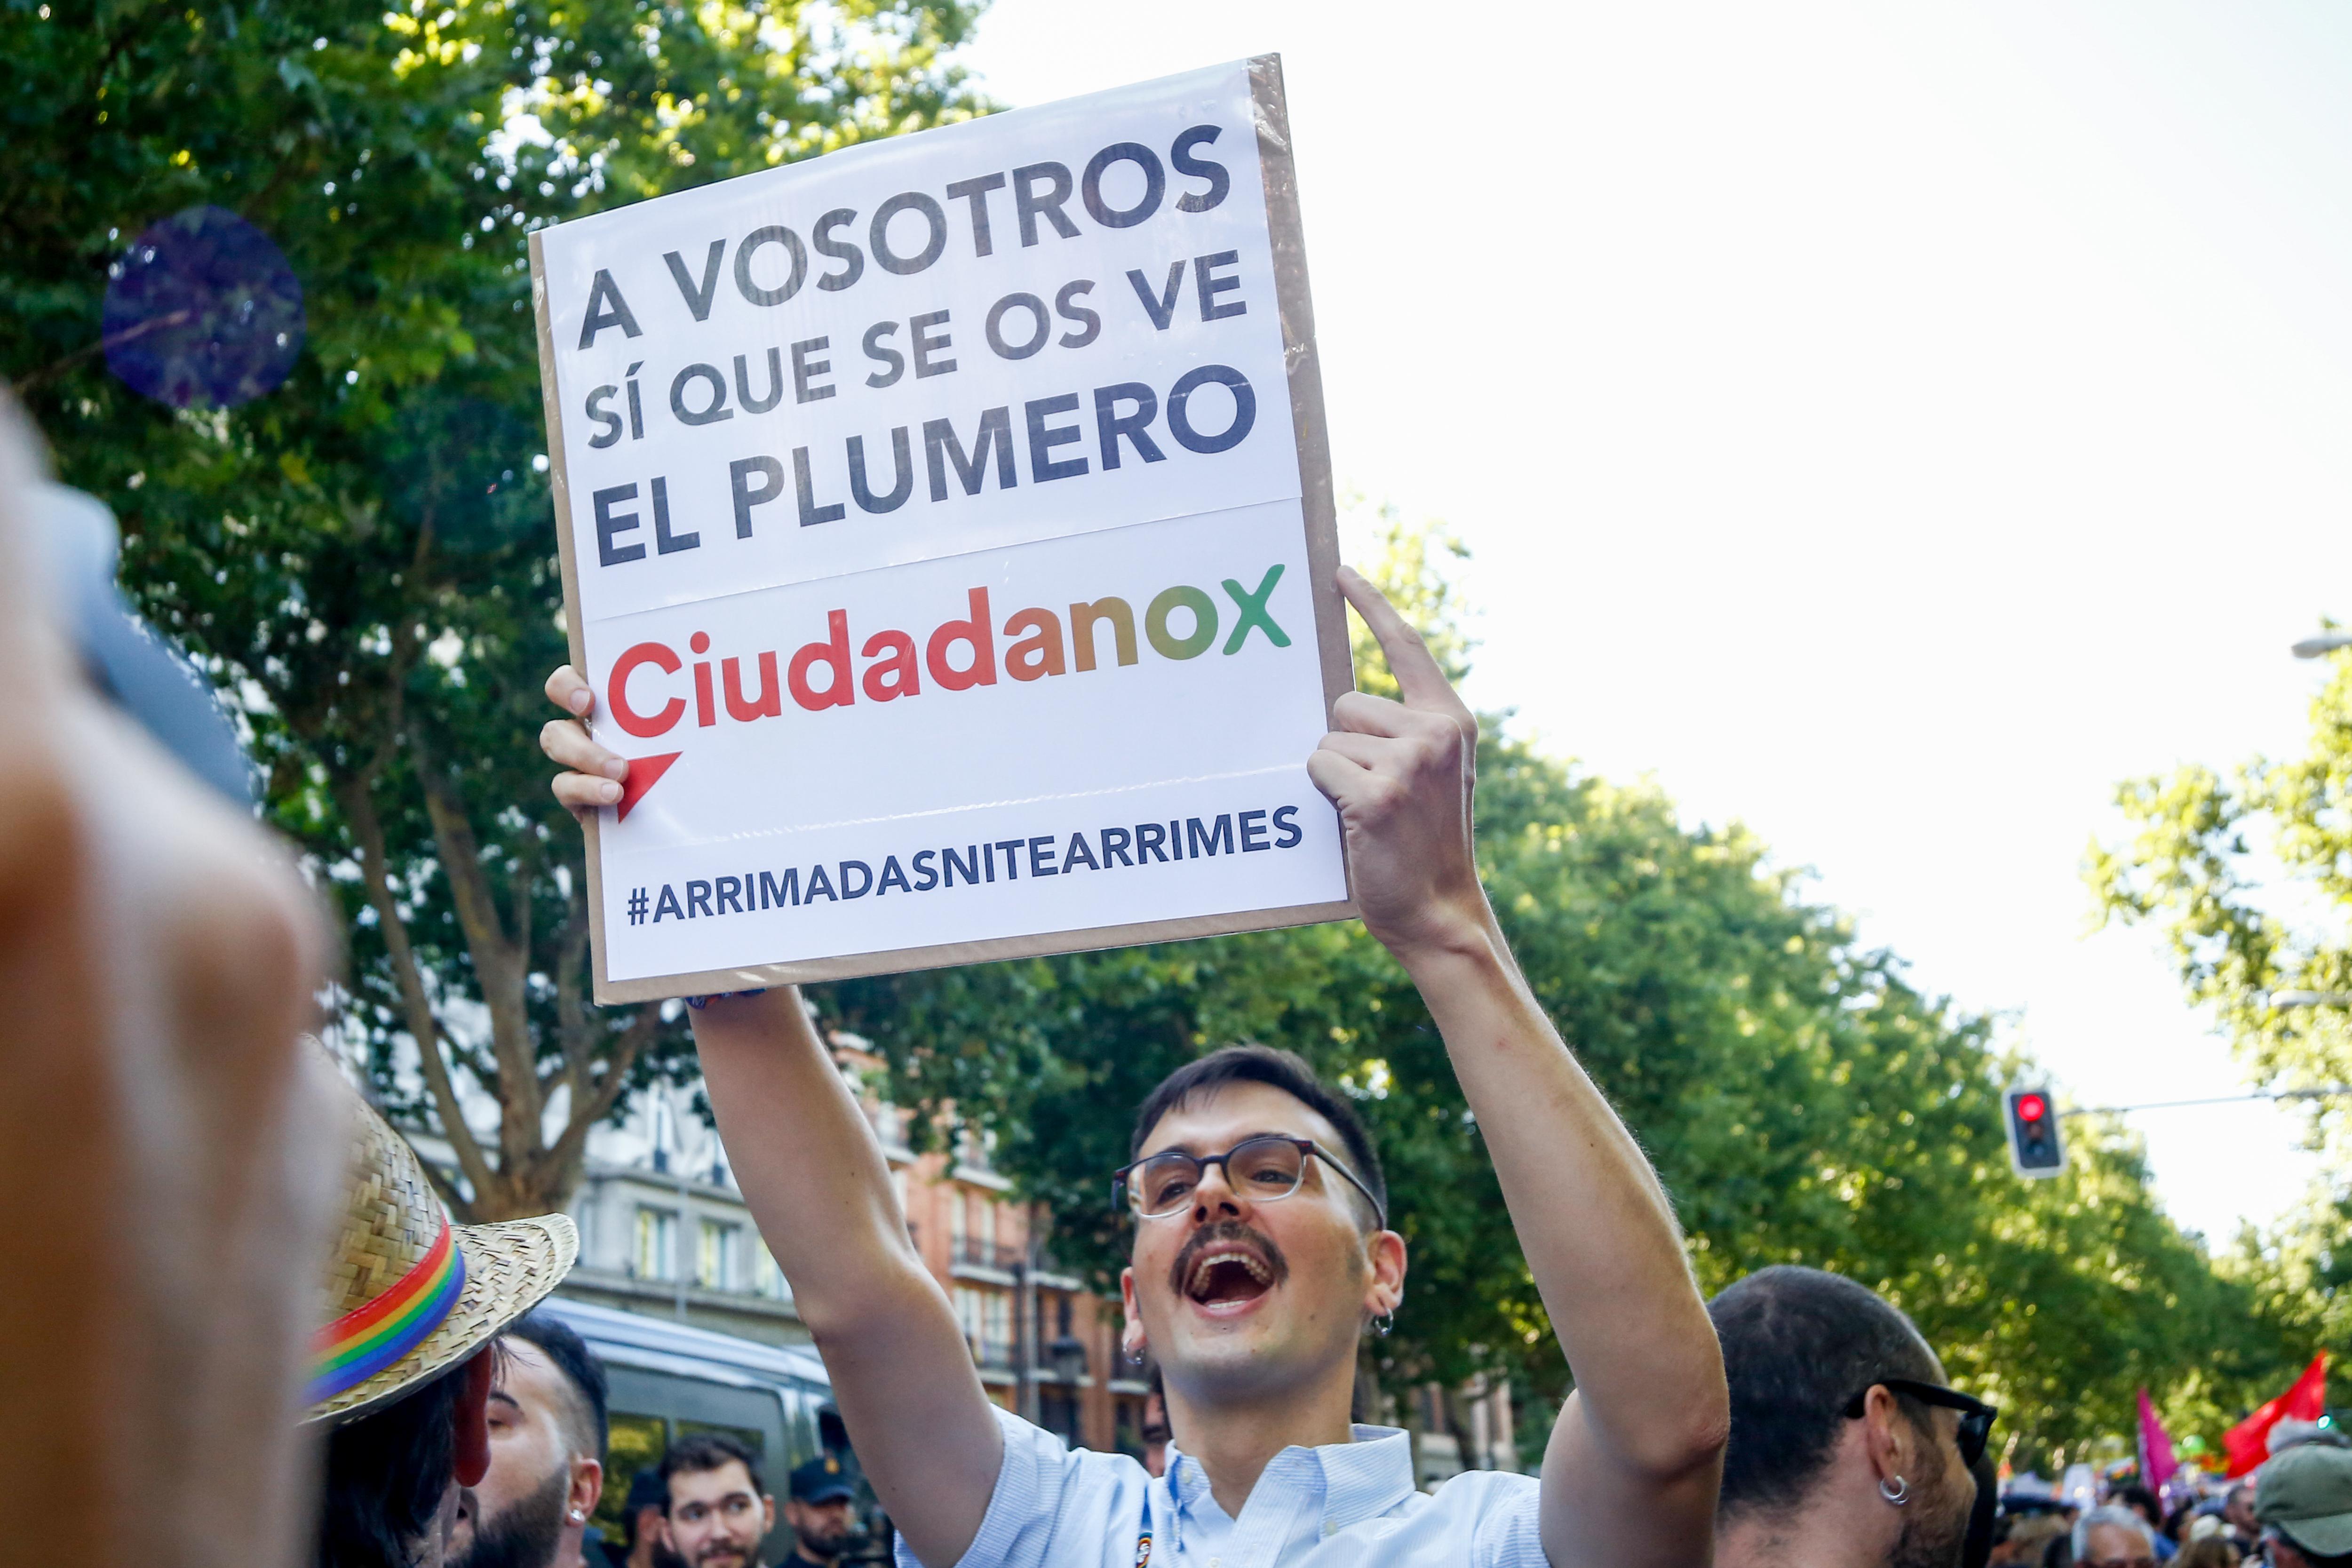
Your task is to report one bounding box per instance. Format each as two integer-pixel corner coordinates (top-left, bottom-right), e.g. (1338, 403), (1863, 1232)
(531, 56), (1352, 999)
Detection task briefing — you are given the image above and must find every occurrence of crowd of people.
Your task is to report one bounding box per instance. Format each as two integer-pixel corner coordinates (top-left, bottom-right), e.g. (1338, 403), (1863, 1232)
(0, 382), (2337, 1568)
(309, 1069), (878, 1568)
(1971, 1444), (2352, 1568)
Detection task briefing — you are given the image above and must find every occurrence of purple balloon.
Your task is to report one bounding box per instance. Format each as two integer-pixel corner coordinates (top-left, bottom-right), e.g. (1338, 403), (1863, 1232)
(104, 205), (304, 409)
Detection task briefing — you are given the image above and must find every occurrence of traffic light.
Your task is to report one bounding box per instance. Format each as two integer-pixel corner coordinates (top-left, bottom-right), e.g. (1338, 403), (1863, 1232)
(2004, 1088), (2066, 1178)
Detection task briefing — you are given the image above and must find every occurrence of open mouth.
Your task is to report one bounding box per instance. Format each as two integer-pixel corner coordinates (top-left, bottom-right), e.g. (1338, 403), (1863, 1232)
(1171, 1224), (1288, 1309)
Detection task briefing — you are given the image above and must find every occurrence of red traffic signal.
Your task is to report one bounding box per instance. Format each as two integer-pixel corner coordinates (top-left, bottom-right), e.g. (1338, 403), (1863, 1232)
(2004, 1087), (2066, 1178)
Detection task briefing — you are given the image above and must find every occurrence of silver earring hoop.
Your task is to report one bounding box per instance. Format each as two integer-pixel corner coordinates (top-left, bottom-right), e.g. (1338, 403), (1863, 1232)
(1880, 1475), (1908, 1506)
(1373, 1311), (1394, 1338)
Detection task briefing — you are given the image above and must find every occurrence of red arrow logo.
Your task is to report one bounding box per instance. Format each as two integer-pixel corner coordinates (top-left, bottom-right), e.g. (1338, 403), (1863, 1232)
(616, 753), (681, 822)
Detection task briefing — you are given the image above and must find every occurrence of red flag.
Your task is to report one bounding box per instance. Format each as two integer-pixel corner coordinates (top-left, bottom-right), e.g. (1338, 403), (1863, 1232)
(2226, 1353), (2329, 1477)
(2139, 1388), (2180, 1493)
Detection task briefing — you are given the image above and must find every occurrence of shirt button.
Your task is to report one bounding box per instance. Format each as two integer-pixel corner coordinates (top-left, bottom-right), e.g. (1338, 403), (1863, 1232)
(1323, 1522), (1338, 1537)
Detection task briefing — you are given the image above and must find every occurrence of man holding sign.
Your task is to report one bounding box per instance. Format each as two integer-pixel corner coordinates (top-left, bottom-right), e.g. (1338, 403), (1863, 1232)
(539, 566), (1729, 1568)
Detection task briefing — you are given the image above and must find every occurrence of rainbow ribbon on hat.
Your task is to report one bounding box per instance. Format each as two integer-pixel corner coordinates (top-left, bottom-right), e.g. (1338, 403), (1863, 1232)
(309, 1218), (466, 1402)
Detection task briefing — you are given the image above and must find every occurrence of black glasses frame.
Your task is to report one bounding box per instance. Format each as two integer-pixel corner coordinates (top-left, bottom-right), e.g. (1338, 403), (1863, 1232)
(1112, 1135), (1388, 1228)
(1842, 1377), (1997, 1468)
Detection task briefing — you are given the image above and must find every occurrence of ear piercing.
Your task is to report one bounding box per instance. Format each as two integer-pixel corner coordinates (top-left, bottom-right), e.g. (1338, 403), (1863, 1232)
(1879, 1476), (1908, 1506)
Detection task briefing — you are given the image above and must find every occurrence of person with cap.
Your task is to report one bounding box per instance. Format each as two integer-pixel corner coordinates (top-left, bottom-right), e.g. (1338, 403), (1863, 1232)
(2258, 1441), (2352, 1568)
(780, 1456), (860, 1567)
(310, 1070), (580, 1568)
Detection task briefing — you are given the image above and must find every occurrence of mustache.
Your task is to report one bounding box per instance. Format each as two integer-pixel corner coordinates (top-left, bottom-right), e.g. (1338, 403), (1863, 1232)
(1167, 1219), (1290, 1297)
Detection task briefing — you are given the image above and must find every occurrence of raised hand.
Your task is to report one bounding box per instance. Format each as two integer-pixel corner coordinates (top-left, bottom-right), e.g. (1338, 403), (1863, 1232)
(1305, 565), (1495, 962)
(540, 664), (630, 821)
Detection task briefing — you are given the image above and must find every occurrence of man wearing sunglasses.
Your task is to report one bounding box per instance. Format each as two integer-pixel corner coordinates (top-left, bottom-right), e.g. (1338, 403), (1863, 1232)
(1709, 1266), (1998, 1568)
(543, 569), (1730, 1568)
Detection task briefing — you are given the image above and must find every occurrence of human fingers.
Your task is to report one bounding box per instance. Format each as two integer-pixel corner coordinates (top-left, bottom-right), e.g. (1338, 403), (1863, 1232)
(553, 769), (622, 813)
(540, 716), (628, 781)
(1331, 688), (1469, 742)
(545, 663), (594, 718)
(1305, 745), (1371, 809)
(1336, 566), (1472, 724)
(1316, 729), (1398, 771)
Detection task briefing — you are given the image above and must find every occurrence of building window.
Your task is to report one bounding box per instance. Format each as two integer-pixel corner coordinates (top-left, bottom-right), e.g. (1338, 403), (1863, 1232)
(699, 1218), (739, 1290)
(949, 1186), (967, 1250)
(978, 1197), (998, 1251)
(753, 1235), (788, 1300)
(634, 1208), (676, 1281)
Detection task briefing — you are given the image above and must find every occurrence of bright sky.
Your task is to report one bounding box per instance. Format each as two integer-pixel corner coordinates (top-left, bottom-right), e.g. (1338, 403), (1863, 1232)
(956, 1), (2352, 1243)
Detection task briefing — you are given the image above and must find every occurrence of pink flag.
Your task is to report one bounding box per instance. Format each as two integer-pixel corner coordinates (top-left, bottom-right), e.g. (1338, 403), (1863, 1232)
(2139, 1387), (2179, 1492)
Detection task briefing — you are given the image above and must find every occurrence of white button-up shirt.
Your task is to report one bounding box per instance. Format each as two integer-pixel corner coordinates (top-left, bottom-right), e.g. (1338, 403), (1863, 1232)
(898, 1405), (1547, 1568)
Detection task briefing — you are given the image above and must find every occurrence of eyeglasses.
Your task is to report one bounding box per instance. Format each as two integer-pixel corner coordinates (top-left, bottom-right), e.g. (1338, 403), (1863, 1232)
(1113, 1134), (1387, 1228)
(1842, 1377), (1997, 1469)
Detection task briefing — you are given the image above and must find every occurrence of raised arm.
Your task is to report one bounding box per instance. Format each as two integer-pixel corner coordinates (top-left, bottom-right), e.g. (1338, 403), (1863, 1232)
(1303, 570), (1728, 1568)
(542, 671), (1002, 1567)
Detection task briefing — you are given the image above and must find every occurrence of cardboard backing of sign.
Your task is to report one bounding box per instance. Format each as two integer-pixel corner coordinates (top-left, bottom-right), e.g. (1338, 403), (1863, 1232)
(532, 55), (1353, 1001)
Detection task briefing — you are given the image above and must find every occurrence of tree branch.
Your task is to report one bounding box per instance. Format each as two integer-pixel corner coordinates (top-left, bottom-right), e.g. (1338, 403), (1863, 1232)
(334, 771), (499, 1207)
(410, 729), (542, 1147)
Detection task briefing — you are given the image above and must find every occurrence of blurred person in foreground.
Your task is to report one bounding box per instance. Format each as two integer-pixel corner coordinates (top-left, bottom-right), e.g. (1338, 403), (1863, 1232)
(543, 570), (1730, 1568)
(1709, 1265), (1999, 1568)
(618, 1470), (686, 1568)
(451, 1311), (610, 1568)
(2257, 1441), (2352, 1568)
(312, 1079), (579, 1568)
(0, 390), (334, 1568)
(2072, 1506), (2159, 1568)
(661, 1434), (775, 1568)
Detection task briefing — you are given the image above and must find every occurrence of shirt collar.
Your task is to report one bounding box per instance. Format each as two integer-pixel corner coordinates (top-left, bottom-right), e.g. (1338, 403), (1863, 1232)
(1161, 1424), (1418, 1535)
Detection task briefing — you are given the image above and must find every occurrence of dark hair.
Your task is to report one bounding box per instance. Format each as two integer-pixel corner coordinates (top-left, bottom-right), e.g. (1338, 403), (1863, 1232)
(1708, 1266), (1943, 1521)
(661, 1432), (768, 1508)
(1129, 1045), (1386, 1224)
(620, 1469), (670, 1549)
(507, 1309), (609, 1462)
(2279, 1532), (2352, 1568)
(315, 1348), (483, 1568)
(2115, 1485), (2160, 1527)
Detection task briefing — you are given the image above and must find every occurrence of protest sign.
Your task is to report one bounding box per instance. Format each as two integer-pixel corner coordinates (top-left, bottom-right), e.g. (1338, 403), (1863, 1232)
(531, 56), (1353, 1001)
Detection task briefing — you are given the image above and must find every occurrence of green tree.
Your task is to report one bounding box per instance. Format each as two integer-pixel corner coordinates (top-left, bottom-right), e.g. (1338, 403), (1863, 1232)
(834, 513), (2299, 1465)
(2090, 635), (2352, 1409)
(4, 0), (983, 1218)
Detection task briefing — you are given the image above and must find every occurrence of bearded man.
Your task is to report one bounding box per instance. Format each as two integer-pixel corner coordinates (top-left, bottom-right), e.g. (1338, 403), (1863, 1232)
(541, 569), (1732, 1568)
(1709, 1266), (1999, 1568)
(662, 1435), (778, 1568)
(452, 1312), (610, 1568)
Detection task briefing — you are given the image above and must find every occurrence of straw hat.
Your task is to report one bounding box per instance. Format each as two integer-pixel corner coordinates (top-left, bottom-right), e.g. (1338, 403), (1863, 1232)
(308, 1076), (578, 1425)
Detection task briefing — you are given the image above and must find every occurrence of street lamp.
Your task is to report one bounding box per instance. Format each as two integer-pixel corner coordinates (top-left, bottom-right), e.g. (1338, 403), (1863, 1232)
(2293, 634), (2352, 659)
(1048, 1333), (1089, 1386)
